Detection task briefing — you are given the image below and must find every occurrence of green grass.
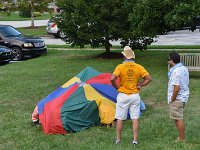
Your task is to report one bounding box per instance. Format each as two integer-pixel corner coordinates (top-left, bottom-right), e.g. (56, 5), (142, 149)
(0, 12), (51, 21)
(0, 50), (200, 150)
(147, 45), (200, 49)
(17, 26), (48, 37)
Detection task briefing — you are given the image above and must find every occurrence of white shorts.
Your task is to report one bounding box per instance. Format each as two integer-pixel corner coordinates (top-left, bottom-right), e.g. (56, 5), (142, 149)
(115, 93), (141, 120)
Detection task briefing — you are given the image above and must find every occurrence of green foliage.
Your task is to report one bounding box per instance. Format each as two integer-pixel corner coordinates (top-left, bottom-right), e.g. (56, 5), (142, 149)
(17, 0), (52, 13)
(165, 0), (200, 29)
(0, 0), (17, 15)
(55, 0), (200, 52)
(129, 0), (200, 37)
(129, 0), (171, 37)
(56, 0), (131, 52)
(19, 10), (31, 18)
(34, 12), (41, 17)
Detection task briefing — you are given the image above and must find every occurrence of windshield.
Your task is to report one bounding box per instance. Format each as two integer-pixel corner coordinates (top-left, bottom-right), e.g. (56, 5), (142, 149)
(0, 26), (23, 37)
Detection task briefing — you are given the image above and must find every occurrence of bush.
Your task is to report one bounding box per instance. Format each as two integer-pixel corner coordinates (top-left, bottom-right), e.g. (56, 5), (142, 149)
(18, 11), (42, 18)
(19, 10), (31, 18)
(34, 12), (41, 17)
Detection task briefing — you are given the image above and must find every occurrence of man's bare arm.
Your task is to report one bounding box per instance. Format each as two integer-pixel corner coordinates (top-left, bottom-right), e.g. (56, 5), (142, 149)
(137, 74), (152, 89)
(111, 74), (119, 89)
(171, 85), (180, 102)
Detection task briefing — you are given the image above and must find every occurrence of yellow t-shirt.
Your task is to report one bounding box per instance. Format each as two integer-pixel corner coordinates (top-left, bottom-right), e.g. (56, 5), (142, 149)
(113, 61), (149, 94)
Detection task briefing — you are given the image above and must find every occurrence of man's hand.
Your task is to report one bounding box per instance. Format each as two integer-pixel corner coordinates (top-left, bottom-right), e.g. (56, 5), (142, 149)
(138, 74), (152, 89)
(137, 83), (142, 90)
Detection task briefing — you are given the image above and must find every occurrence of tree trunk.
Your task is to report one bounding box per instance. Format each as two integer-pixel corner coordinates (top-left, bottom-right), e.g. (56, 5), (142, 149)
(105, 38), (111, 53)
(30, 0), (34, 27)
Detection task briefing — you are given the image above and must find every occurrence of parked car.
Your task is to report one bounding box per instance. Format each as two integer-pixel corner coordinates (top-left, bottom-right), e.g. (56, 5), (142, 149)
(0, 25), (47, 61)
(46, 18), (65, 38)
(0, 45), (12, 64)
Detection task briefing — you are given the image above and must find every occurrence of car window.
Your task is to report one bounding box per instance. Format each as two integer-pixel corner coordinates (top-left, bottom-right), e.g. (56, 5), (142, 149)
(0, 26), (23, 37)
(48, 18), (55, 23)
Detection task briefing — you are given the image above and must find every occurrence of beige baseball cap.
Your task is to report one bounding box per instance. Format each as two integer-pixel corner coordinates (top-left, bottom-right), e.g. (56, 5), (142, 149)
(121, 46), (135, 59)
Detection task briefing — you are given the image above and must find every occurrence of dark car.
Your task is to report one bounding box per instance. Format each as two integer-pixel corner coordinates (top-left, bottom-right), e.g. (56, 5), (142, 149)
(0, 25), (47, 61)
(0, 45), (12, 64)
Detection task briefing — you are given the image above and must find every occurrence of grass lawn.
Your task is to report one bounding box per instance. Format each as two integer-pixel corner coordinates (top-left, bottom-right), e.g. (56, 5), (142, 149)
(0, 12), (51, 21)
(147, 45), (200, 49)
(0, 50), (200, 150)
(17, 26), (48, 37)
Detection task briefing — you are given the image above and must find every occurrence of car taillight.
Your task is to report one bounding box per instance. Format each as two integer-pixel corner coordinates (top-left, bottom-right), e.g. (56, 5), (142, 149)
(51, 23), (56, 28)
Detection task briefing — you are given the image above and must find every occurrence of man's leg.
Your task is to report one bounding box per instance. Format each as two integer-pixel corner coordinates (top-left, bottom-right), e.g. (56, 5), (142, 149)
(116, 119), (123, 143)
(132, 119), (139, 142)
(175, 119), (185, 140)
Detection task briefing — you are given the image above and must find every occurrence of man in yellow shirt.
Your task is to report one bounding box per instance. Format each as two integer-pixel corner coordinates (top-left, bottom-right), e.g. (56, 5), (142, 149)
(111, 46), (152, 145)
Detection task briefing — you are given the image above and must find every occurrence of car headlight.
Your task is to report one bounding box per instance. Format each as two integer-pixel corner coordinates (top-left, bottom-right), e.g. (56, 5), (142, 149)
(23, 43), (33, 47)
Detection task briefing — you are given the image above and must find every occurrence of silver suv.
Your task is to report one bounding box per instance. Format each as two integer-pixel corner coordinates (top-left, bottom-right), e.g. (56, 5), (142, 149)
(46, 18), (65, 38)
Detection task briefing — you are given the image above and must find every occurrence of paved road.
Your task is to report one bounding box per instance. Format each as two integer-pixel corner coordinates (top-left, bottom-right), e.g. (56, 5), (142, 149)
(1, 20), (200, 45)
(41, 36), (66, 45)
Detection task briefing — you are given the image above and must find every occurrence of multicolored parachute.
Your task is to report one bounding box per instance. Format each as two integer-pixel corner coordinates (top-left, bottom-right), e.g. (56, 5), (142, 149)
(33, 67), (146, 134)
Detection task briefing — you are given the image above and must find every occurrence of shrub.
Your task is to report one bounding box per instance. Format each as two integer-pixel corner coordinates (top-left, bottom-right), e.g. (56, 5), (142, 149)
(19, 10), (31, 18)
(34, 12), (41, 17)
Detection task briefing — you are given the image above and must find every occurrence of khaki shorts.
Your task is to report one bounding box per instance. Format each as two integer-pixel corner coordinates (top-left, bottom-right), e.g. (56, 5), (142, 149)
(169, 100), (185, 120)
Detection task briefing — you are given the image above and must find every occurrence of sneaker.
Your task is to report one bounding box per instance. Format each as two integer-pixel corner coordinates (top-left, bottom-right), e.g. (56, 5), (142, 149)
(32, 120), (40, 126)
(174, 137), (185, 143)
(132, 141), (138, 145)
(115, 140), (121, 144)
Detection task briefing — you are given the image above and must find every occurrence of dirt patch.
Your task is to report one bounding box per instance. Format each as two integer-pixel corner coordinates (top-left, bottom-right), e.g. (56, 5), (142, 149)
(93, 52), (123, 59)
(146, 101), (168, 109)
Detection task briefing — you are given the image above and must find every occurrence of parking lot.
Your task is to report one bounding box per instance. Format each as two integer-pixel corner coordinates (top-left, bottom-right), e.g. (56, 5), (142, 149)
(152, 29), (200, 45)
(42, 29), (200, 46)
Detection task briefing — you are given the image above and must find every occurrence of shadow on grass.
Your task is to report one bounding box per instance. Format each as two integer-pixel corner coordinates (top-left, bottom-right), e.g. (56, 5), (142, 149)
(93, 52), (123, 59)
(189, 72), (200, 78)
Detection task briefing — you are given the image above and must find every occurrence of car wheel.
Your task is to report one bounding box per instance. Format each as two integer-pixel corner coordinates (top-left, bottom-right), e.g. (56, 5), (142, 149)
(11, 47), (23, 61)
(58, 31), (65, 38)
(53, 34), (59, 38)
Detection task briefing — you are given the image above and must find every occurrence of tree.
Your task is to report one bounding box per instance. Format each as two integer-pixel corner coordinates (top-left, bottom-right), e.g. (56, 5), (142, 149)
(57, 0), (200, 52)
(0, 0), (16, 15)
(128, 0), (172, 38)
(56, 0), (133, 53)
(17, 0), (52, 27)
(164, 0), (200, 30)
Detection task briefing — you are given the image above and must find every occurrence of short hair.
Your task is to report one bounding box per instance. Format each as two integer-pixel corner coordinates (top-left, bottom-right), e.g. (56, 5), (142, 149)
(169, 52), (180, 64)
